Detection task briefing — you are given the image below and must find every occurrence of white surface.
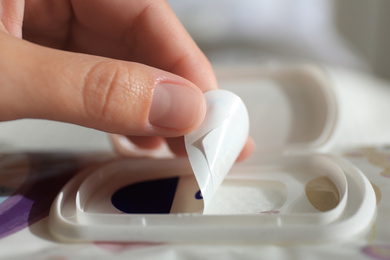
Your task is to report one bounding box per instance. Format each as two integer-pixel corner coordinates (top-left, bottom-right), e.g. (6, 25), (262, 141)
(327, 67), (390, 148)
(0, 120), (112, 152)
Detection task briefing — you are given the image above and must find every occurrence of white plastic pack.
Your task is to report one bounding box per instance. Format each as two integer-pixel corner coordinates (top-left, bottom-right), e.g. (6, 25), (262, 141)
(48, 65), (376, 243)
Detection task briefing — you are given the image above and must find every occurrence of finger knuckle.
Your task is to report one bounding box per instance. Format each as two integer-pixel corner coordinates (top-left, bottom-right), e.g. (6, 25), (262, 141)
(82, 61), (138, 123)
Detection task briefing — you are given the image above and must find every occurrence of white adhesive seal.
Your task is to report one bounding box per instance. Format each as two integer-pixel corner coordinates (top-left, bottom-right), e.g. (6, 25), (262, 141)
(185, 90), (249, 210)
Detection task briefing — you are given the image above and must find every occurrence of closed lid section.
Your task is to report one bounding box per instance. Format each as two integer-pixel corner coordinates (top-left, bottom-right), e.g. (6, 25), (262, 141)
(216, 64), (338, 158)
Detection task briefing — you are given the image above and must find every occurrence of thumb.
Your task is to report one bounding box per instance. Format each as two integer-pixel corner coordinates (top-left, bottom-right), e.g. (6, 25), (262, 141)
(0, 33), (206, 137)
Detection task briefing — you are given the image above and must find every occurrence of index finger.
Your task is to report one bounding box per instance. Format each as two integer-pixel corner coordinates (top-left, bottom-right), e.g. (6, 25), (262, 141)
(71, 0), (219, 92)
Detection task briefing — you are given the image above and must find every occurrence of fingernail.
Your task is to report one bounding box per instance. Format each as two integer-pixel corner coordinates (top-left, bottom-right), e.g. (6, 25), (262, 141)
(149, 83), (205, 130)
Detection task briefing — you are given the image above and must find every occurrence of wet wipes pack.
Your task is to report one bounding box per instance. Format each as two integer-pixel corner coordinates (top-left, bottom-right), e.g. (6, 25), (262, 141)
(48, 65), (377, 243)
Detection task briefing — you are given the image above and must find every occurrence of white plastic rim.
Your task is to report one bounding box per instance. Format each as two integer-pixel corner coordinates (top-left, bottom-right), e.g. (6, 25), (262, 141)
(48, 154), (376, 243)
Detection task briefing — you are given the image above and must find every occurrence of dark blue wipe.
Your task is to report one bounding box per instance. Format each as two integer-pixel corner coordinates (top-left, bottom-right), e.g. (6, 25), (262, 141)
(111, 177), (179, 214)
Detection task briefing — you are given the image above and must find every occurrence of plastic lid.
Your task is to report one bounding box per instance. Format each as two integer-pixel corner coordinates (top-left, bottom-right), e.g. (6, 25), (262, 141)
(217, 64), (338, 157)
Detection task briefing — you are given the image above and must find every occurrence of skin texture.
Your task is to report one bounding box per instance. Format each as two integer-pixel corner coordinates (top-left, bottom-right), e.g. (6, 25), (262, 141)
(0, 0), (254, 159)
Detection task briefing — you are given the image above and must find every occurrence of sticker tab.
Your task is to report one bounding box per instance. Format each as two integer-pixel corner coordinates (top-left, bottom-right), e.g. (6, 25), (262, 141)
(185, 90), (249, 211)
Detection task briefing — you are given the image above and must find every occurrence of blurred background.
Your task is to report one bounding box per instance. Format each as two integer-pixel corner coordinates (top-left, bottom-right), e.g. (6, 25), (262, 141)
(1, 0), (390, 152)
(168, 0), (390, 80)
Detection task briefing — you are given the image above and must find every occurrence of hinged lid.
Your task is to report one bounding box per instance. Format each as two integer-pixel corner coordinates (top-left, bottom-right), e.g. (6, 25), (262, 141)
(216, 64), (338, 158)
